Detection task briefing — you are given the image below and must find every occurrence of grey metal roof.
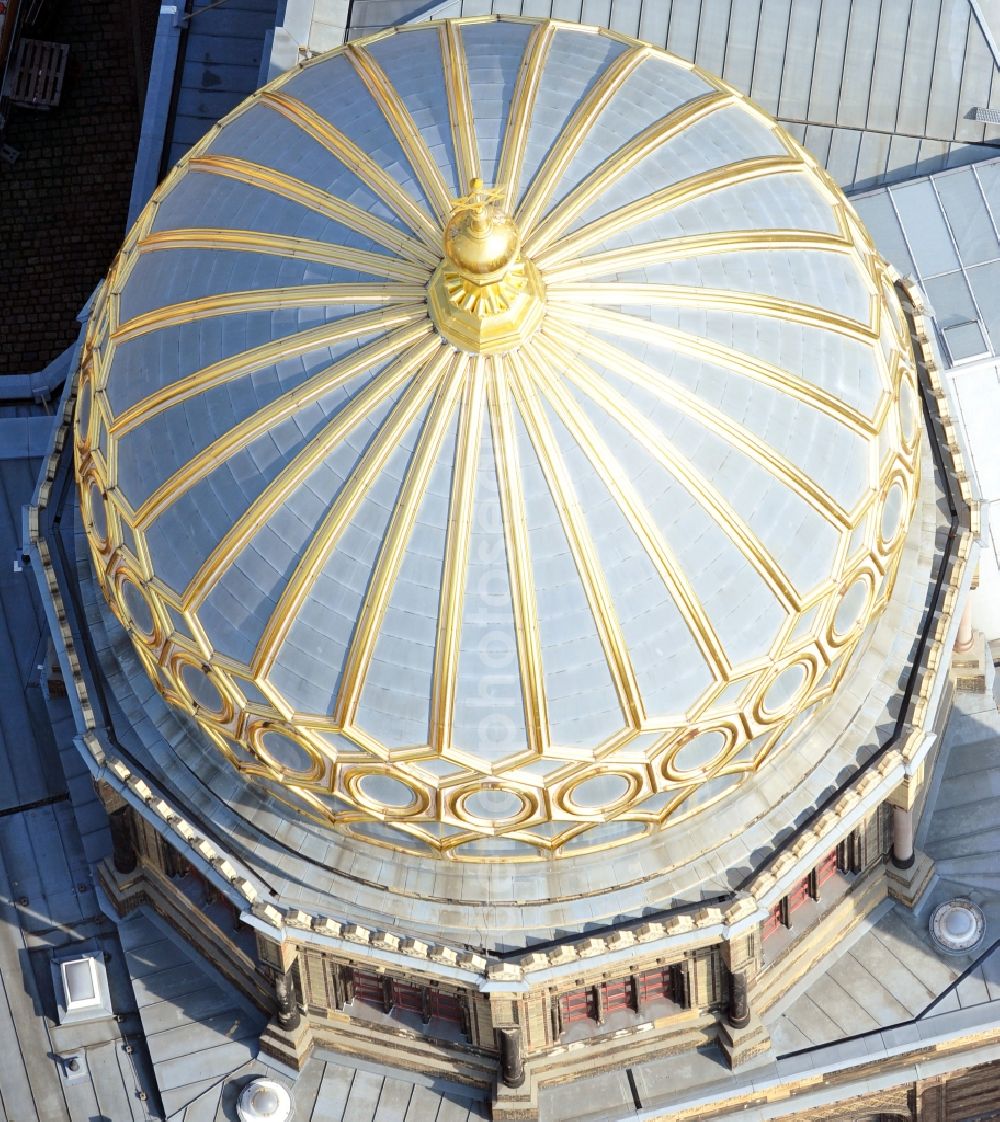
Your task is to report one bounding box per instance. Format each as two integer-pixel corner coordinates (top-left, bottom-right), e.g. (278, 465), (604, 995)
(0, 454), (159, 1122)
(286, 1054), (490, 1121)
(115, 902), (487, 1122)
(118, 909), (265, 1119)
(346, 0), (1000, 194)
(854, 156), (1000, 364)
(166, 0), (281, 169)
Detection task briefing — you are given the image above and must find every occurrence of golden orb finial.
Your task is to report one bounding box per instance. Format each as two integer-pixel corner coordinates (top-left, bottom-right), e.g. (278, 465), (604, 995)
(429, 178), (545, 354)
(443, 178), (521, 285)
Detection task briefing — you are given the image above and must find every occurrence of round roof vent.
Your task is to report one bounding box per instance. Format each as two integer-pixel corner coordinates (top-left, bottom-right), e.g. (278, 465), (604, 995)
(237, 1078), (292, 1122)
(930, 898), (985, 956)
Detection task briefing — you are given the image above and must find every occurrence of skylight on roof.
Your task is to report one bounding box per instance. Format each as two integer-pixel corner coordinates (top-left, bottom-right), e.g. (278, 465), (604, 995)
(60, 956), (101, 1010)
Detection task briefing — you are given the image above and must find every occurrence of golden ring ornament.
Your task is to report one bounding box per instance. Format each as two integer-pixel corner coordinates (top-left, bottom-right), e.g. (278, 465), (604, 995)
(74, 17), (920, 860)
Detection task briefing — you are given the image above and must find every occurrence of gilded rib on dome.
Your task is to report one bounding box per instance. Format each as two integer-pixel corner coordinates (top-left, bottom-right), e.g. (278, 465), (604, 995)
(74, 17), (920, 861)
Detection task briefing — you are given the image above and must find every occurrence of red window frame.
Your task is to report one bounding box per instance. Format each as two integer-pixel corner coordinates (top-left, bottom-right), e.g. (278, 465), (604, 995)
(600, 977), (632, 1015)
(348, 973), (464, 1029)
(351, 970), (383, 1008)
(559, 987), (596, 1024)
(392, 980), (423, 1014)
(427, 988), (463, 1023)
(816, 848), (838, 888)
(788, 875), (811, 914)
(762, 900), (783, 939)
(637, 966), (673, 1004)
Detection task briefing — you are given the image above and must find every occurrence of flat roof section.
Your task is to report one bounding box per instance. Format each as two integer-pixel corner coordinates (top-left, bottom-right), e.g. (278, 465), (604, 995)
(855, 158), (1000, 364)
(0, 454), (158, 1122)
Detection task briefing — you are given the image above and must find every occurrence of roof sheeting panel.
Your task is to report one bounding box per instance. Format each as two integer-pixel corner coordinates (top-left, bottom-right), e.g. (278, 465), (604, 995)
(855, 129), (893, 191)
(916, 136), (951, 177)
(666, 1), (701, 62)
(637, 2), (669, 47)
(955, 9), (993, 143)
(827, 127), (862, 186)
(750, 0), (791, 117)
(884, 133), (923, 185)
(837, 2), (882, 130)
(925, 0), (971, 141)
(896, 0), (946, 136)
(935, 168), (999, 263)
(609, 0), (642, 37)
(976, 159), (1000, 218)
(892, 180), (962, 275)
(386, 0), (1000, 193)
(803, 123), (833, 165)
(723, 0), (760, 94)
(968, 259), (1000, 351)
(551, 0), (582, 19)
(777, 0), (822, 122)
(866, 0), (909, 134)
(856, 157), (1000, 362)
(694, 0), (732, 80)
(806, 0), (851, 125)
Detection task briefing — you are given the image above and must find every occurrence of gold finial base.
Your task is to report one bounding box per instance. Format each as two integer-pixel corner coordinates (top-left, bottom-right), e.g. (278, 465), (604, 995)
(428, 257), (545, 354)
(429, 177), (546, 354)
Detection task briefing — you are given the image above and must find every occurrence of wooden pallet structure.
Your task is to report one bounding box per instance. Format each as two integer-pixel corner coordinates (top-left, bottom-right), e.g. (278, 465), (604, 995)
(6, 37), (68, 108)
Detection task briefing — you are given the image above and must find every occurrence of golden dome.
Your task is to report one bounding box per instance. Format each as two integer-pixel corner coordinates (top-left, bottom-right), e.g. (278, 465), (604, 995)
(73, 18), (920, 861)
